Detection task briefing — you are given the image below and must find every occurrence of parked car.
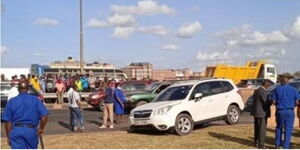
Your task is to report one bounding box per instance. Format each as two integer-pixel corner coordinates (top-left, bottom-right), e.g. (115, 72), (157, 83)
(244, 81), (300, 111)
(291, 78), (300, 82)
(87, 89), (106, 111)
(1, 82), (11, 121)
(237, 78), (275, 89)
(129, 79), (245, 135)
(121, 81), (150, 93)
(87, 81), (151, 111)
(125, 81), (175, 110)
(267, 81), (300, 92)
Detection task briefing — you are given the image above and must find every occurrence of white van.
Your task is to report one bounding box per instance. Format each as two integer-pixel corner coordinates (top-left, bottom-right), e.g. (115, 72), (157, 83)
(129, 79), (245, 135)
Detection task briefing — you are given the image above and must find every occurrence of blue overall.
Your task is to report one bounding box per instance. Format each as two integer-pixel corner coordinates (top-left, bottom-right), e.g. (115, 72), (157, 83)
(3, 93), (49, 149)
(114, 89), (126, 115)
(272, 84), (300, 149)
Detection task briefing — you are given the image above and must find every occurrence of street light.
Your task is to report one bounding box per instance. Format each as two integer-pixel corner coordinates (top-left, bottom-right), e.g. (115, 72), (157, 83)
(79, 0), (84, 74)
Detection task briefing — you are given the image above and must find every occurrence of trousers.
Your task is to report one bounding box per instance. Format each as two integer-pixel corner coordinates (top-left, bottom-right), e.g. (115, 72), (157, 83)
(10, 127), (38, 149)
(275, 109), (295, 149)
(254, 117), (267, 146)
(56, 92), (64, 104)
(69, 107), (85, 129)
(103, 103), (114, 126)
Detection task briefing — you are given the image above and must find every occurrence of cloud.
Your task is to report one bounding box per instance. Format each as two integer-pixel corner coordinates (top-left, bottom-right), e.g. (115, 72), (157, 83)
(33, 18), (59, 26)
(110, 0), (175, 16)
(86, 18), (109, 28)
(196, 50), (231, 61)
(0, 46), (9, 54)
(177, 21), (202, 38)
(108, 14), (136, 27)
(216, 24), (289, 47)
(111, 27), (135, 39)
(138, 25), (169, 36)
(33, 52), (46, 56)
(287, 16), (300, 38)
(161, 44), (180, 50)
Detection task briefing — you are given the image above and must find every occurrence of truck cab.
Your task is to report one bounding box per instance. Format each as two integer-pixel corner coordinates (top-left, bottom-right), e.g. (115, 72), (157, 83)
(260, 64), (277, 83)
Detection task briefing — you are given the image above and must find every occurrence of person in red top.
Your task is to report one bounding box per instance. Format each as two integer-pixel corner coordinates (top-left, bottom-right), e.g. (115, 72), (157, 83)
(55, 79), (65, 105)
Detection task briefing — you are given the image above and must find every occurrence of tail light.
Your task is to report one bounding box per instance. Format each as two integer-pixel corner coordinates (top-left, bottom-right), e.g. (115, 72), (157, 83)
(237, 89), (242, 96)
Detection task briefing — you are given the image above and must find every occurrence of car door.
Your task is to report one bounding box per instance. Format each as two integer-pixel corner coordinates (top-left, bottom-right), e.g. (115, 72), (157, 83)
(188, 82), (215, 121)
(203, 81), (226, 118)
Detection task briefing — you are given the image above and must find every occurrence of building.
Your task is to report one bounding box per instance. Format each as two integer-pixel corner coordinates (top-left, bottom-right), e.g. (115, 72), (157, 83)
(153, 69), (177, 81)
(123, 62), (153, 80)
(31, 57), (127, 80)
(175, 69), (194, 80)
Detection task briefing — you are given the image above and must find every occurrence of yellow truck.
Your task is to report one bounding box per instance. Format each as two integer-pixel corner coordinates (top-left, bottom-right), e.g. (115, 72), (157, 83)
(204, 60), (277, 84)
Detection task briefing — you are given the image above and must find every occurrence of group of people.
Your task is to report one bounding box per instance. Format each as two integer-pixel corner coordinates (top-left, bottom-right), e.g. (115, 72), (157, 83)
(2, 73), (119, 104)
(251, 75), (300, 149)
(2, 78), (127, 149)
(67, 80), (126, 132)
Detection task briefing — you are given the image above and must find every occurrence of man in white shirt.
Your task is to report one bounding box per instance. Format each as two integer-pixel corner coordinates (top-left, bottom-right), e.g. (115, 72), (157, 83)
(7, 82), (19, 101)
(67, 84), (85, 132)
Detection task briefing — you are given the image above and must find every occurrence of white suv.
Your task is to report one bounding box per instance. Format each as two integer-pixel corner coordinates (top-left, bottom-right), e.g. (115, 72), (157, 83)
(129, 79), (245, 135)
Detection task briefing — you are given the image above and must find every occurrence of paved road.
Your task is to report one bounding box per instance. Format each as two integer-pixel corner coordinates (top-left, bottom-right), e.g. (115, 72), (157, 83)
(1, 108), (253, 137)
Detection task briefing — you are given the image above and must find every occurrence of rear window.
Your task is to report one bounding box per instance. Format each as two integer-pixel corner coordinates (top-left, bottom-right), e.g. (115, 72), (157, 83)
(210, 81), (223, 95)
(222, 81), (234, 92)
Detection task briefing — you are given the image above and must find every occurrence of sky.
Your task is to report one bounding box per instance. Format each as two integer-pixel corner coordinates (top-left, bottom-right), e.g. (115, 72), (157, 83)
(1, 0), (300, 73)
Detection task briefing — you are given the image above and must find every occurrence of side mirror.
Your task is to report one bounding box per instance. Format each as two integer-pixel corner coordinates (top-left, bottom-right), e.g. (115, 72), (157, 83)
(195, 93), (203, 101)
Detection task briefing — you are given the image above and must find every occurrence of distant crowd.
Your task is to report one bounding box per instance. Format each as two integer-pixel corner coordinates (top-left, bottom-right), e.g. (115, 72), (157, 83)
(1, 73), (127, 93)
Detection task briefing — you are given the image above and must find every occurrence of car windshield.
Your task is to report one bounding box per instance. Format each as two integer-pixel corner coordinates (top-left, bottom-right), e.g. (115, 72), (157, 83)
(153, 85), (193, 102)
(122, 83), (146, 91)
(145, 82), (160, 92)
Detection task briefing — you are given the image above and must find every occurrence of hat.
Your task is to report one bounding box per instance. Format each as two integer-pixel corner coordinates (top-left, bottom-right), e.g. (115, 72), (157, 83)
(279, 73), (294, 79)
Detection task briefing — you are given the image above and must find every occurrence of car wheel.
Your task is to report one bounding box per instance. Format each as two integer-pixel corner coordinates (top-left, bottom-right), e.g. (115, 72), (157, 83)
(174, 113), (194, 136)
(225, 105), (240, 125)
(128, 126), (136, 133)
(136, 100), (148, 107)
(98, 100), (104, 112)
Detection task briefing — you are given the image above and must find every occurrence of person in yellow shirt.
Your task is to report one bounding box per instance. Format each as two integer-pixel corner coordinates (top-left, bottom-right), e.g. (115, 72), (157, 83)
(30, 75), (41, 93)
(75, 77), (83, 92)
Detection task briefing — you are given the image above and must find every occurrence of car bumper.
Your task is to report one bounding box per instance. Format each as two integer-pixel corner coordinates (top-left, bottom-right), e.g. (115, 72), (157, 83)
(129, 114), (174, 131)
(86, 98), (99, 107)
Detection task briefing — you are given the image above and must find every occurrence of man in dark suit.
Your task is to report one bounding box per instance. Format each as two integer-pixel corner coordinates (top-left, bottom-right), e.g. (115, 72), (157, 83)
(251, 80), (272, 149)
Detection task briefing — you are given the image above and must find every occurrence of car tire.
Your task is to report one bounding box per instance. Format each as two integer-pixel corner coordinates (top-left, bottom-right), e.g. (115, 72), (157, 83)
(136, 100), (148, 107)
(174, 113), (194, 136)
(225, 105), (240, 125)
(98, 100), (104, 112)
(128, 126), (136, 133)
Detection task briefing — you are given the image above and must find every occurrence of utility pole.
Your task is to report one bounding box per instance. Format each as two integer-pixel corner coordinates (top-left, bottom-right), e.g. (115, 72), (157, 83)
(79, 0), (84, 74)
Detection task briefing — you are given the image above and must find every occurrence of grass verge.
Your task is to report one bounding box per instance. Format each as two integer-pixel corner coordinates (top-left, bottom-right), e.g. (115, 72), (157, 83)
(1, 124), (300, 149)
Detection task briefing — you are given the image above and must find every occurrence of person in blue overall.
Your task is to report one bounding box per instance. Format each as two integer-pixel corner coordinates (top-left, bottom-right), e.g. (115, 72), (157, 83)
(114, 83), (126, 123)
(272, 75), (300, 149)
(3, 81), (49, 149)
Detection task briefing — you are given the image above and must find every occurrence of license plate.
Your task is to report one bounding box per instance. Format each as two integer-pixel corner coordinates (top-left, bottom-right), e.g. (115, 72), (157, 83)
(134, 120), (148, 125)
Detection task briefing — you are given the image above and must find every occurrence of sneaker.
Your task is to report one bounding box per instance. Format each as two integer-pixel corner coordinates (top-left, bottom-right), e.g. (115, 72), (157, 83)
(80, 127), (85, 132)
(73, 127), (78, 132)
(99, 125), (107, 129)
(109, 125), (114, 129)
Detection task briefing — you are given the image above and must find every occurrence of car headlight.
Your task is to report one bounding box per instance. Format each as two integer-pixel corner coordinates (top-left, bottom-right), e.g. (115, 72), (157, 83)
(91, 95), (100, 99)
(126, 96), (132, 101)
(153, 106), (172, 115)
(130, 110), (134, 117)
